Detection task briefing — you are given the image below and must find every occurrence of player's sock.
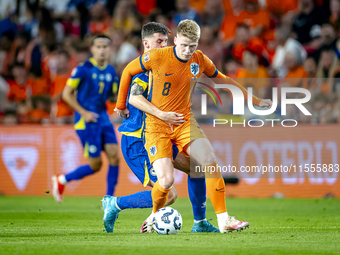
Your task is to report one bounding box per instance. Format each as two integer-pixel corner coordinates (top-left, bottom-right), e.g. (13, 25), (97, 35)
(187, 176), (206, 221)
(116, 191), (153, 210)
(205, 162), (227, 214)
(64, 165), (95, 182)
(106, 165), (119, 196)
(152, 181), (171, 213)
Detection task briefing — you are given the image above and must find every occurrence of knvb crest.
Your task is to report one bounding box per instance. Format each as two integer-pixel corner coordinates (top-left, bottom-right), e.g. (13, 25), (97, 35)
(190, 63), (199, 76)
(150, 145), (157, 156)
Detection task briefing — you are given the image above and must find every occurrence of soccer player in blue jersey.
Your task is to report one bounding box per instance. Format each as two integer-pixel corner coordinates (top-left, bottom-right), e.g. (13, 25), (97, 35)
(101, 22), (219, 233)
(51, 34), (119, 202)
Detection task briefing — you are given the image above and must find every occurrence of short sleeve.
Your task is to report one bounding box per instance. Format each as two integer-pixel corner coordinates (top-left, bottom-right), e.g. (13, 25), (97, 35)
(139, 48), (161, 72)
(132, 75), (148, 91)
(66, 65), (85, 89)
(202, 53), (218, 78)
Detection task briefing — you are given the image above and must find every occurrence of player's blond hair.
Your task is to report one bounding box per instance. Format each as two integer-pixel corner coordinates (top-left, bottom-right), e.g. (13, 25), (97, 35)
(177, 20), (200, 41)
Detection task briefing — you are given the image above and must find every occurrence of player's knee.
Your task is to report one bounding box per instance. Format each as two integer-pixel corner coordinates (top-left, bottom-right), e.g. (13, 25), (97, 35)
(108, 154), (119, 166)
(158, 175), (174, 190)
(89, 160), (102, 172)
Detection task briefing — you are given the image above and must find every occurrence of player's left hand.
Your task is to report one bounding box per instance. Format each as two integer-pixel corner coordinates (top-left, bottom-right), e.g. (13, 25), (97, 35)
(259, 99), (272, 108)
(114, 108), (130, 119)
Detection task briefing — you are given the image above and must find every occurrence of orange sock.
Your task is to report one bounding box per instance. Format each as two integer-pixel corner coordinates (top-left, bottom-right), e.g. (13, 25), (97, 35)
(152, 181), (171, 213)
(205, 162), (227, 214)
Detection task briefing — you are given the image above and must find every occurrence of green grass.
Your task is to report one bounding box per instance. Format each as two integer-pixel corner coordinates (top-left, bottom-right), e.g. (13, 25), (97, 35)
(0, 197), (339, 255)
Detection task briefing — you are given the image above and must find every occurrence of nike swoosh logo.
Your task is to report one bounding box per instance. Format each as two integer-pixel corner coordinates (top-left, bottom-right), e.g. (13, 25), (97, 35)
(215, 188), (225, 192)
(165, 73), (175, 76)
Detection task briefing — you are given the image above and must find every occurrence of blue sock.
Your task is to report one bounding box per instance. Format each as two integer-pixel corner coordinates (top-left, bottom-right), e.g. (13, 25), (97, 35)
(65, 165), (95, 182)
(116, 191), (152, 210)
(106, 165), (119, 196)
(188, 176), (206, 221)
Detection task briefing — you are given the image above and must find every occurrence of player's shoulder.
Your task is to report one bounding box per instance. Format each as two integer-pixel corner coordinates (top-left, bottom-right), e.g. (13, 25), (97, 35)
(132, 72), (149, 85)
(70, 62), (86, 77)
(194, 50), (212, 64)
(148, 46), (172, 57)
(193, 50), (205, 59)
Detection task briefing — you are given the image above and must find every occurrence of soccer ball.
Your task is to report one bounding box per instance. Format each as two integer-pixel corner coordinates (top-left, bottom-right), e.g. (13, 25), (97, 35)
(152, 207), (182, 235)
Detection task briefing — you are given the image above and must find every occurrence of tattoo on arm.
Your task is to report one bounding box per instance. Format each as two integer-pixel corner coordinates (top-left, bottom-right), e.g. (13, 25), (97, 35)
(130, 83), (145, 96)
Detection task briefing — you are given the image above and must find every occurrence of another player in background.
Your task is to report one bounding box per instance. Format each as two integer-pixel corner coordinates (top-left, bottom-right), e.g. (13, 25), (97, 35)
(116, 20), (272, 233)
(51, 35), (119, 202)
(102, 22), (219, 233)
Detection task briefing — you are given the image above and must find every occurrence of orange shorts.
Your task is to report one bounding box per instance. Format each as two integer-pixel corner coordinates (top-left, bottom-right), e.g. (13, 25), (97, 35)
(144, 114), (207, 164)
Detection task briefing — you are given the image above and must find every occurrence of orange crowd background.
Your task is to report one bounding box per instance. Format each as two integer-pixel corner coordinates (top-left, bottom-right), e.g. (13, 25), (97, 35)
(1, 0), (340, 125)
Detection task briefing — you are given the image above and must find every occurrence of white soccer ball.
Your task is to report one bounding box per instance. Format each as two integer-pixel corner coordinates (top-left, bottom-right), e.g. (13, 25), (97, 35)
(152, 207), (182, 235)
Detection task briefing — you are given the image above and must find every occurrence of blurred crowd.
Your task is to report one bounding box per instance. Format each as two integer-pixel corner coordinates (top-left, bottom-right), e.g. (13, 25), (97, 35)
(0, 0), (340, 125)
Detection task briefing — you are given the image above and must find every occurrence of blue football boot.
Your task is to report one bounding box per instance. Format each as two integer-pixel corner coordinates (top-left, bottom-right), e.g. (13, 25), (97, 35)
(101, 196), (120, 233)
(191, 219), (220, 233)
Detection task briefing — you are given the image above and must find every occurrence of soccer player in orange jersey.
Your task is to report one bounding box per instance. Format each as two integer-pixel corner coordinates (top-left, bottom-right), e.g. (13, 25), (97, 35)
(116, 20), (272, 233)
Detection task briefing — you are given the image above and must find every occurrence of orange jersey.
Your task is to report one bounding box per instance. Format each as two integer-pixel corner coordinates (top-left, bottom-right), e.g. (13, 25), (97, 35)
(142, 47), (217, 116)
(51, 74), (74, 117)
(117, 46), (262, 118)
(27, 77), (50, 96)
(7, 80), (27, 102)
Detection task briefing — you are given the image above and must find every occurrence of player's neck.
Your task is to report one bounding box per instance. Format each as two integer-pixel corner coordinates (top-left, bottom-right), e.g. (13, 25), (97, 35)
(174, 46), (189, 63)
(92, 57), (106, 67)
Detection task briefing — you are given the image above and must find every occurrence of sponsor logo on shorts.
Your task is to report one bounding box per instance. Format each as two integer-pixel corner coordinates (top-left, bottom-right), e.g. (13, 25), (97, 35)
(89, 145), (97, 154)
(144, 52), (150, 62)
(149, 145), (157, 156)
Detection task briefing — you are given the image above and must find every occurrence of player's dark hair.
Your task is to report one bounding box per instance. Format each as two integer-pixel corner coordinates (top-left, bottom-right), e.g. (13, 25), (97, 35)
(91, 34), (112, 45)
(141, 22), (170, 40)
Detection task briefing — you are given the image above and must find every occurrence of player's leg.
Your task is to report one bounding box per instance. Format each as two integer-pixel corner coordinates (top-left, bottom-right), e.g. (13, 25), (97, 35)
(104, 143), (119, 196)
(173, 154), (219, 233)
(102, 135), (177, 233)
(187, 137), (249, 233)
(52, 129), (102, 202)
(103, 125), (120, 196)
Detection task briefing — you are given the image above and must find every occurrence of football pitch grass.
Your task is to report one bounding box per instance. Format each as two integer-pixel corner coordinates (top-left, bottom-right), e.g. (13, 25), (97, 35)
(0, 197), (339, 255)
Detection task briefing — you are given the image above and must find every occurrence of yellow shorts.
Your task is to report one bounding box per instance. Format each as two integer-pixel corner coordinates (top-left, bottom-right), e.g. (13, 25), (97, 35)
(144, 114), (206, 164)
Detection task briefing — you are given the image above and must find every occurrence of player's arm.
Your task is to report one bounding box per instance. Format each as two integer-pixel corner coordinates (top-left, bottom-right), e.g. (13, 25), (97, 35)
(116, 50), (159, 119)
(116, 58), (147, 119)
(62, 68), (98, 122)
(129, 82), (185, 125)
(108, 75), (119, 103)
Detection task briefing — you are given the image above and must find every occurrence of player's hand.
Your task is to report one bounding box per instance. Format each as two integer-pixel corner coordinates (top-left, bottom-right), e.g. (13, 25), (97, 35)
(259, 99), (272, 108)
(160, 112), (186, 126)
(82, 111), (99, 123)
(115, 108), (130, 119)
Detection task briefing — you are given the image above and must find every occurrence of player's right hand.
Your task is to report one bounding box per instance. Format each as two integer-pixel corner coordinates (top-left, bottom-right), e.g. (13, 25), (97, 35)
(114, 108), (130, 119)
(160, 112), (186, 126)
(83, 111), (99, 123)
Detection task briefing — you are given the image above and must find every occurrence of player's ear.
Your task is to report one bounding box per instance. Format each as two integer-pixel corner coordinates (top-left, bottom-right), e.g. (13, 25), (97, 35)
(142, 39), (149, 50)
(174, 36), (177, 45)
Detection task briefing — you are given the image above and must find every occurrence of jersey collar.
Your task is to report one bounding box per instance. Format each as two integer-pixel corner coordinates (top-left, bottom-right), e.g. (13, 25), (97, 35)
(89, 58), (107, 70)
(173, 46), (188, 63)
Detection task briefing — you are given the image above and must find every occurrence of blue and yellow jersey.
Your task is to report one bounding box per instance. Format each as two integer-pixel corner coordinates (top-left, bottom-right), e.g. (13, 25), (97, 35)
(118, 72), (149, 138)
(66, 58), (118, 129)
